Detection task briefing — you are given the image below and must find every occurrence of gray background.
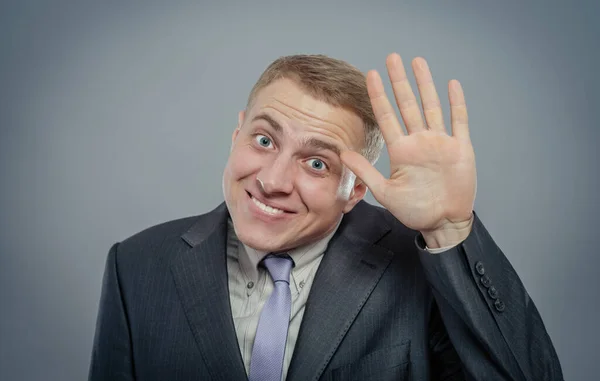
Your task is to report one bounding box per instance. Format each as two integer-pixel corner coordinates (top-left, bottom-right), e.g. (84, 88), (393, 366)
(1, 0), (598, 380)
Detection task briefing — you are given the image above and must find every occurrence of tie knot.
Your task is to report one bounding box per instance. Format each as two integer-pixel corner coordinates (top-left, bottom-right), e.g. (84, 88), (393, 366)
(262, 254), (294, 283)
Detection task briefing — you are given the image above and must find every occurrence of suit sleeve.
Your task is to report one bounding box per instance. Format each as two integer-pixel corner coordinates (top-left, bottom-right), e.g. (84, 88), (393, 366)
(417, 211), (564, 381)
(88, 243), (136, 381)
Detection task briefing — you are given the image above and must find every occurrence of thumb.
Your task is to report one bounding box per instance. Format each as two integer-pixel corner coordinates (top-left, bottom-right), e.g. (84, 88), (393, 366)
(340, 150), (387, 199)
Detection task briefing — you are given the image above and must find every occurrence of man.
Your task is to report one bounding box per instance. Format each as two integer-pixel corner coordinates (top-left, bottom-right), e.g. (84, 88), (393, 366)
(89, 53), (563, 380)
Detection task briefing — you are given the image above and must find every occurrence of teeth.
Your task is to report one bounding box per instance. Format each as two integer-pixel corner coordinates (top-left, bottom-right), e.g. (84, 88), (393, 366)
(251, 196), (284, 215)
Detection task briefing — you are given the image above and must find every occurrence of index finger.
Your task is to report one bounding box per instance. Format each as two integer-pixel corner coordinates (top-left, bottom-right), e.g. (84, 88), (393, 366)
(366, 70), (405, 145)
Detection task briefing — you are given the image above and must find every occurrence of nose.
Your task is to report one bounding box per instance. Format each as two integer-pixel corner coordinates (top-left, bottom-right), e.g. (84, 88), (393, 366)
(257, 155), (294, 195)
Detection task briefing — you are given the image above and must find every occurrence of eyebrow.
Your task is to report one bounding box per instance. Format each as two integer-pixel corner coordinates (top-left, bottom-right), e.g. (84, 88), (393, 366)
(300, 137), (341, 157)
(251, 112), (342, 157)
(252, 113), (284, 133)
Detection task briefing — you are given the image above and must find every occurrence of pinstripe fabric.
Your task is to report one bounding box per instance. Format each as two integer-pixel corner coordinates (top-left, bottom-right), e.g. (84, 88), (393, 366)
(89, 201), (563, 381)
(417, 214), (563, 380)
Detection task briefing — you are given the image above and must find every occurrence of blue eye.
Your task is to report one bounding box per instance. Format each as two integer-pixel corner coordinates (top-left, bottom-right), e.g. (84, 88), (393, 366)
(308, 158), (327, 171)
(255, 135), (272, 148)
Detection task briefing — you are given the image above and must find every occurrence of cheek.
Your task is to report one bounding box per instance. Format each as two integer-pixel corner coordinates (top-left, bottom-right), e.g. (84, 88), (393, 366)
(227, 147), (261, 179)
(296, 174), (344, 210)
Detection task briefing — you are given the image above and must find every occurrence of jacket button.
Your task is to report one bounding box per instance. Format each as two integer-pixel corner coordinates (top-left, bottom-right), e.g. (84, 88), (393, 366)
(494, 299), (505, 312)
(488, 286), (499, 299)
(480, 275), (491, 288)
(475, 261), (485, 275)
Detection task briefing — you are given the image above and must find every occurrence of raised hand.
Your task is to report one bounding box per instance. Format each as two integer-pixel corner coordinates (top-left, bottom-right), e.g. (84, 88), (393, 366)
(341, 53), (477, 248)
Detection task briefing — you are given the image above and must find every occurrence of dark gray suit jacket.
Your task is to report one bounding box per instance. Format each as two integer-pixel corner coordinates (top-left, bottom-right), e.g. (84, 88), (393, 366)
(89, 200), (563, 380)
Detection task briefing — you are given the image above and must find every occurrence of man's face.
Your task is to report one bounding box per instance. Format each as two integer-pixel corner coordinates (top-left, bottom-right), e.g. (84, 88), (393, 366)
(222, 78), (368, 252)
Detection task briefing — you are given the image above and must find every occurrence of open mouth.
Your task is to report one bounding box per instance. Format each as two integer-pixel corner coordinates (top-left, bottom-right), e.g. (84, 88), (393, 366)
(246, 191), (294, 215)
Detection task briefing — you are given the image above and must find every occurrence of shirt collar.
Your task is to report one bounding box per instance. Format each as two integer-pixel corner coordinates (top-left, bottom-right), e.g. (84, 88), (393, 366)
(227, 217), (342, 290)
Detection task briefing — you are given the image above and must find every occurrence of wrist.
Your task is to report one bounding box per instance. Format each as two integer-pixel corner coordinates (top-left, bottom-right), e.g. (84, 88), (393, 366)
(421, 214), (474, 249)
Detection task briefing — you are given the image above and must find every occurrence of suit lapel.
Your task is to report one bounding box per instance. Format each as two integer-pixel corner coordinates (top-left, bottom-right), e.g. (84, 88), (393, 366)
(286, 202), (395, 381)
(169, 203), (248, 381)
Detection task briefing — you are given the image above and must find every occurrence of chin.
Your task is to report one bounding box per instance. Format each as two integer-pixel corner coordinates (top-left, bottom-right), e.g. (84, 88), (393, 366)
(235, 228), (286, 252)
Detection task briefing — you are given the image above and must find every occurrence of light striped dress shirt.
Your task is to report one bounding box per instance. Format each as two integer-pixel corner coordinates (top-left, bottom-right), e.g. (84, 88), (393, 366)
(226, 217), (341, 380)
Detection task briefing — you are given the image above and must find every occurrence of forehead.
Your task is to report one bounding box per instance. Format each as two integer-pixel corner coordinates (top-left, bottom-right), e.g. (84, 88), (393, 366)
(247, 78), (365, 151)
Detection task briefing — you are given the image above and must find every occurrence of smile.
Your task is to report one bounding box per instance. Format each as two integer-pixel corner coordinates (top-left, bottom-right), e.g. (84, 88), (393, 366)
(250, 195), (285, 215)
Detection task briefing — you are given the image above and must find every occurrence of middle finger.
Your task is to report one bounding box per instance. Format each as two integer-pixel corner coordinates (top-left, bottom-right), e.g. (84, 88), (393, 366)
(412, 57), (446, 133)
(386, 53), (426, 134)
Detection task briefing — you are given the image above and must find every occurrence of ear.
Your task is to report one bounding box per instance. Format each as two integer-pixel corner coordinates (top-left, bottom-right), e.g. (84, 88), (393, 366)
(231, 110), (246, 144)
(342, 179), (367, 213)
(237, 110), (245, 129)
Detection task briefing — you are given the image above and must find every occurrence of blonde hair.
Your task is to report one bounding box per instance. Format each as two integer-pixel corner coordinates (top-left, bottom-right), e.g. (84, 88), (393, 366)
(246, 54), (385, 165)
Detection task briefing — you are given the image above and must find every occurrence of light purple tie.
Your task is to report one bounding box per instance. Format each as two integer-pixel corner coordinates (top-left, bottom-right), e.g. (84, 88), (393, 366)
(249, 254), (294, 381)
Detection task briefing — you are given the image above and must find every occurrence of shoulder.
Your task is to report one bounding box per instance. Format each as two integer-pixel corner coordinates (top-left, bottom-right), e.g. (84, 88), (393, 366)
(110, 203), (226, 267)
(347, 202), (428, 286)
(348, 200), (418, 237)
(345, 200), (419, 251)
(119, 215), (200, 250)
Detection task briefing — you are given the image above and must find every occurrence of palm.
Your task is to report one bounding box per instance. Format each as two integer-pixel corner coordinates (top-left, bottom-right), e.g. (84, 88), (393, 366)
(341, 54), (477, 232)
(381, 131), (475, 231)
